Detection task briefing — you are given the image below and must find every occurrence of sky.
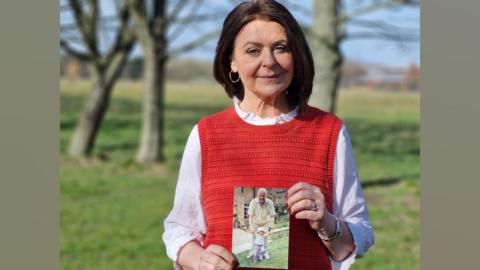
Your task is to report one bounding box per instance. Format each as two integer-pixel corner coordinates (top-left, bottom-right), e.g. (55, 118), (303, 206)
(340, 1), (420, 67)
(60, 0), (420, 68)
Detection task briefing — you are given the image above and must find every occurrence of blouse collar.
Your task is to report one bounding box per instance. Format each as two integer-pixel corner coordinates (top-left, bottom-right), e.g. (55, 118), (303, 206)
(233, 96), (299, 126)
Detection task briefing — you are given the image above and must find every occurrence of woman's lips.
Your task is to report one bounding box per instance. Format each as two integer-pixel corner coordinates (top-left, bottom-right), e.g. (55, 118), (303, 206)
(257, 73), (282, 79)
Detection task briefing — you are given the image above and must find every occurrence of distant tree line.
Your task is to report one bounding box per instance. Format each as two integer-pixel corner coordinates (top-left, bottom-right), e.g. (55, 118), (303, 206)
(61, 55), (419, 90)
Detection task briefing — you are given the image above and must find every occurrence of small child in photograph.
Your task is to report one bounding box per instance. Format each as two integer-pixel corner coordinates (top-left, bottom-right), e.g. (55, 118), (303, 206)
(253, 227), (267, 262)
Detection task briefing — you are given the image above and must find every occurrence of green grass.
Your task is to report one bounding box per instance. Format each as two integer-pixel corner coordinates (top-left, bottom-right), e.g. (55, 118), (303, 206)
(237, 236), (289, 268)
(60, 80), (419, 269)
(337, 89), (420, 270)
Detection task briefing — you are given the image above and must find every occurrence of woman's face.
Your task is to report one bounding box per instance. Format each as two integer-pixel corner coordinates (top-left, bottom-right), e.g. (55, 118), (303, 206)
(230, 19), (294, 101)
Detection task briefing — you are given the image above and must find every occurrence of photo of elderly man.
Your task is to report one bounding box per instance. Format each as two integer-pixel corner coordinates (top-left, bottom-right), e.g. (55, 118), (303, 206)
(247, 188), (276, 260)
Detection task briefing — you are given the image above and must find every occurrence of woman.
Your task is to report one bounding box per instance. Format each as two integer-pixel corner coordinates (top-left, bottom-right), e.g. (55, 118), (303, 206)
(163, 1), (374, 269)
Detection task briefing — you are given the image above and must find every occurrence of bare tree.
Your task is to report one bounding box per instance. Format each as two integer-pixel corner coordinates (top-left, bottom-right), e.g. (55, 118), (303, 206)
(126, 0), (221, 163)
(61, 0), (223, 161)
(61, 0), (135, 157)
(307, 0), (419, 113)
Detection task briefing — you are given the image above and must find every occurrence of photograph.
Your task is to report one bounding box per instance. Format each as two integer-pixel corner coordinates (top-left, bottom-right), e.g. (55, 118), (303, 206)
(232, 187), (289, 269)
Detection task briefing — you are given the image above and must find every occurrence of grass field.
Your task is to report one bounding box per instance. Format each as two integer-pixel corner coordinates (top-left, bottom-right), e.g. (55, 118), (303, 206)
(60, 79), (419, 269)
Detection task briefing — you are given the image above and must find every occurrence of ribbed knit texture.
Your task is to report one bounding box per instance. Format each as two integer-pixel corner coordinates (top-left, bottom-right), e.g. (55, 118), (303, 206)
(198, 106), (343, 270)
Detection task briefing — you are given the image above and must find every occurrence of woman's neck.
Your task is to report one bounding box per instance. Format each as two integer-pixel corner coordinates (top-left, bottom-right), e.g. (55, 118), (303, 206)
(239, 92), (291, 118)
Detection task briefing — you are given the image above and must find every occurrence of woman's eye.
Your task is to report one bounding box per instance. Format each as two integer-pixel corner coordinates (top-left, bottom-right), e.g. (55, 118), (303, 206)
(274, 45), (288, 52)
(246, 48), (260, 55)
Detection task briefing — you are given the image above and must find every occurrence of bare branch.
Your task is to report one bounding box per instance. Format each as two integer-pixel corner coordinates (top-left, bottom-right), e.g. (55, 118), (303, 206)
(339, 0), (419, 26)
(87, 0), (99, 37)
(169, 0), (203, 44)
(62, 27), (122, 41)
(171, 10), (227, 25)
(167, 0), (189, 23)
(61, 15), (126, 33)
(60, 39), (90, 61)
(281, 0), (311, 17)
(104, 5), (136, 68)
(126, 0), (151, 41)
(60, 35), (84, 44)
(349, 18), (419, 34)
(68, 0), (99, 58)
(68, 0), (86, 31)
(151, 0), (167, 37)
(60, 23), (79, 32)
(345, 31), (419, 43)
(169, 29), (220, 57)
(63, 0), (136, 71)
(97, 15), (123, 23)
(103, 32), (136, 88)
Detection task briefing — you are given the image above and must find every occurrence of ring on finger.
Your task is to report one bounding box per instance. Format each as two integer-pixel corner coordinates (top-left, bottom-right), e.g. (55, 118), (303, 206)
(310, 200), (317, 211)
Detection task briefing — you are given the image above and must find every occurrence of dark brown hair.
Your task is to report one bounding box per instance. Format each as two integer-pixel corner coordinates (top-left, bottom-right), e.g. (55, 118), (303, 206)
(213, 0), (314, 112)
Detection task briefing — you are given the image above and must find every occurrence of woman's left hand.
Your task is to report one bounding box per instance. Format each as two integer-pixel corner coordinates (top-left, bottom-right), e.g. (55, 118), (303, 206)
(286, 182), (355, 261)
(286, 182), (332, 231)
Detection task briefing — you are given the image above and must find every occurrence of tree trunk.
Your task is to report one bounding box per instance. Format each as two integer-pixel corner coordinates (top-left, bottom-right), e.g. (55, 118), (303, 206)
(63, 0), (135, 158)
(135, 44), (167, 163)
(68, 73), (112, 156)
(309, 0), (343, 113)
(67, 41), (133, 157)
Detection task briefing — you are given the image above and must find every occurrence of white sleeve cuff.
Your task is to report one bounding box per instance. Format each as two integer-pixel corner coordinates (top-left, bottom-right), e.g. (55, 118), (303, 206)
(170, 235), (196, 270)
(330, 248), (356, 270)
(165, 230), (204, 261)
(347, 220), (373, 258)
(329, 220), (375, 270)
(169, 234), (203, 270)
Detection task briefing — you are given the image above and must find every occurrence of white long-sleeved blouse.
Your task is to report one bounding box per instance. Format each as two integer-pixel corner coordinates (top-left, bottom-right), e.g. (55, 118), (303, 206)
(163, 100), (374, 270)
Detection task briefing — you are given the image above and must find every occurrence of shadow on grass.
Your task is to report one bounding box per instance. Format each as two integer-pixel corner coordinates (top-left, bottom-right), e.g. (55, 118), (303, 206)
(362, 178), (401, 189)
(60, 120), (77, 130)
(61, 94), (419, 174)
(344, 117), (419, 157)
(61, 94), (227, 159)
(362, 170), (420, 189)
(96, 142), (139, 153)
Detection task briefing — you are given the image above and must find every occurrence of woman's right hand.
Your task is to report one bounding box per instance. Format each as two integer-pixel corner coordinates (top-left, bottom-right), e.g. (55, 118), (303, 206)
(197, 244), (238, 270)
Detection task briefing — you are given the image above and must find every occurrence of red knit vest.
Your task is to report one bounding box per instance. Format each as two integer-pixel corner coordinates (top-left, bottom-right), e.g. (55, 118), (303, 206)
(198, 106), (343, 270)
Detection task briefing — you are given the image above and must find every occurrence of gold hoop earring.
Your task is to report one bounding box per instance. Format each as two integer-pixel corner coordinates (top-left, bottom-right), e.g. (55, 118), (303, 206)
(229, 70), (240, 83)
